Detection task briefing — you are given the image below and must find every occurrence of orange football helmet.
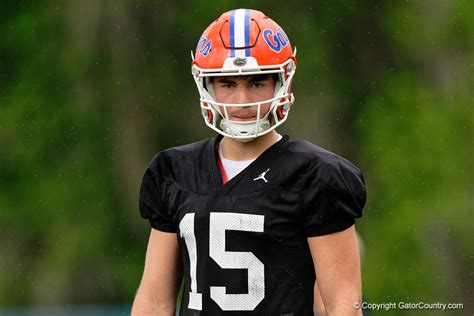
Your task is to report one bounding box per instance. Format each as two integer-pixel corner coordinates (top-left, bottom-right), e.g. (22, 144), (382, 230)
(191, 9), (296, 142)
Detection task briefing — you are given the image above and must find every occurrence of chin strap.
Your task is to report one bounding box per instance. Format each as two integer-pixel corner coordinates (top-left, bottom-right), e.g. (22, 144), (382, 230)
(220, 119), (271, 142)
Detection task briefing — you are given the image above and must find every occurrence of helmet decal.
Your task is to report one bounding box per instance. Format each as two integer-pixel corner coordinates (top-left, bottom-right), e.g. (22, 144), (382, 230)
(233, 57), (247, 66)
(263, 29), (289, 52)
(196, 36), (212, 57)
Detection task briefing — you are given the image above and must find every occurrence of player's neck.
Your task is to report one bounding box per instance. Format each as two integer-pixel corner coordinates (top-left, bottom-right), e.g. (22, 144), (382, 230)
(220, 130), (280, 161)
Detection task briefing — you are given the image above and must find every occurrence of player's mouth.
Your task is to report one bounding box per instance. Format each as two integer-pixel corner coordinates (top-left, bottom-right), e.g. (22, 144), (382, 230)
(230, 115), (257, 121)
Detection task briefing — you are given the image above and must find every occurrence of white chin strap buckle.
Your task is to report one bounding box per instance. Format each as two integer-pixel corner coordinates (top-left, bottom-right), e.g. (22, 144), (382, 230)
(220, 119), (271, 142)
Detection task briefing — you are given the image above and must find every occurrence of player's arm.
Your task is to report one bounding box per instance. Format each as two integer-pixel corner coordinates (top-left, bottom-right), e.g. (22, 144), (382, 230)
(307, 225), (362, 316)
(131, 228), (182, 316)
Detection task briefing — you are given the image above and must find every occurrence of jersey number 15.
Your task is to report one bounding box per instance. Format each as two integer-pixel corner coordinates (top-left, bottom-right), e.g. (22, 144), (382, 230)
(179, 212), (265, 311)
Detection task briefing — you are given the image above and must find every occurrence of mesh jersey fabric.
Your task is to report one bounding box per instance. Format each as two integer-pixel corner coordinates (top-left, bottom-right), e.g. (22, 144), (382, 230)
(139, 134), (366, 315)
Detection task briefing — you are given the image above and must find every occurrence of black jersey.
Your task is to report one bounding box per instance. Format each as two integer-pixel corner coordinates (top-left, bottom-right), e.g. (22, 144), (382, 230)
(139, 135), (366, 315)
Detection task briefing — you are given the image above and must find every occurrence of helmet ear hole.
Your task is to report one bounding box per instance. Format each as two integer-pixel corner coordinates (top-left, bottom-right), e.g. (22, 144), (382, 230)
(207, 109), (213, 123)
(276, 105), (284, 120)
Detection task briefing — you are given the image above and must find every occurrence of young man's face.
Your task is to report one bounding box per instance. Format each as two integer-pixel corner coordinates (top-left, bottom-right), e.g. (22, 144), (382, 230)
(213, 75), (276, 121)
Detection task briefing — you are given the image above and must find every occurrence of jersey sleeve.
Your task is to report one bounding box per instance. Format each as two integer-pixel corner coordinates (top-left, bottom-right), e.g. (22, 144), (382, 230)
(139, 154), (176, 232)
(302, 159), (366, 237)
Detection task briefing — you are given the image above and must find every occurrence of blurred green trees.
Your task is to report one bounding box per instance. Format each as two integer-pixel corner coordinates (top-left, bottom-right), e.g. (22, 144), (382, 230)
(1, 0), (472, 314)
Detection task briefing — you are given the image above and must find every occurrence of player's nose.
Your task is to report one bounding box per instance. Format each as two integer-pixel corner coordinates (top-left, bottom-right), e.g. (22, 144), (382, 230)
(232, 85), (252, 105)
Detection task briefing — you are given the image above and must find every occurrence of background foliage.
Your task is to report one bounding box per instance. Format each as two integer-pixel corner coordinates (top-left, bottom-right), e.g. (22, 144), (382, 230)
(1, 0), (472, 314)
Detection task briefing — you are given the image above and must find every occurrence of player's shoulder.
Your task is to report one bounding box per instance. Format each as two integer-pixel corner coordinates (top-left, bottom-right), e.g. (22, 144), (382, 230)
(286, 138), (357, 167)
(285, 138), (364, 185)
(161, 137), (212, 159)
(146, 137), (213, 176)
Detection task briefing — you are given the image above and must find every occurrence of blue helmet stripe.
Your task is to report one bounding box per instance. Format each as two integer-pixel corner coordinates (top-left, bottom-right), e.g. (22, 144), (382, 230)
(244, 9), (251, 56)
(230, 10), (235, 57)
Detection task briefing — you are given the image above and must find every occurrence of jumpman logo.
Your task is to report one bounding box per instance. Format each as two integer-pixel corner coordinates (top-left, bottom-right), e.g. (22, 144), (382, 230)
(253, 168), (270, 183)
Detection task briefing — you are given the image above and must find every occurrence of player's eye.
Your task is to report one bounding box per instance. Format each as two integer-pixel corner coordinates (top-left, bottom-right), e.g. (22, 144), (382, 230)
(219, 82), (235, 88)
(250, 82), (265, 88)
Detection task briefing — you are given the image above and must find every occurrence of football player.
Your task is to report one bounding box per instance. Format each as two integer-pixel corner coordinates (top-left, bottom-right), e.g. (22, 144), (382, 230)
(132, 9), (366, 316)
